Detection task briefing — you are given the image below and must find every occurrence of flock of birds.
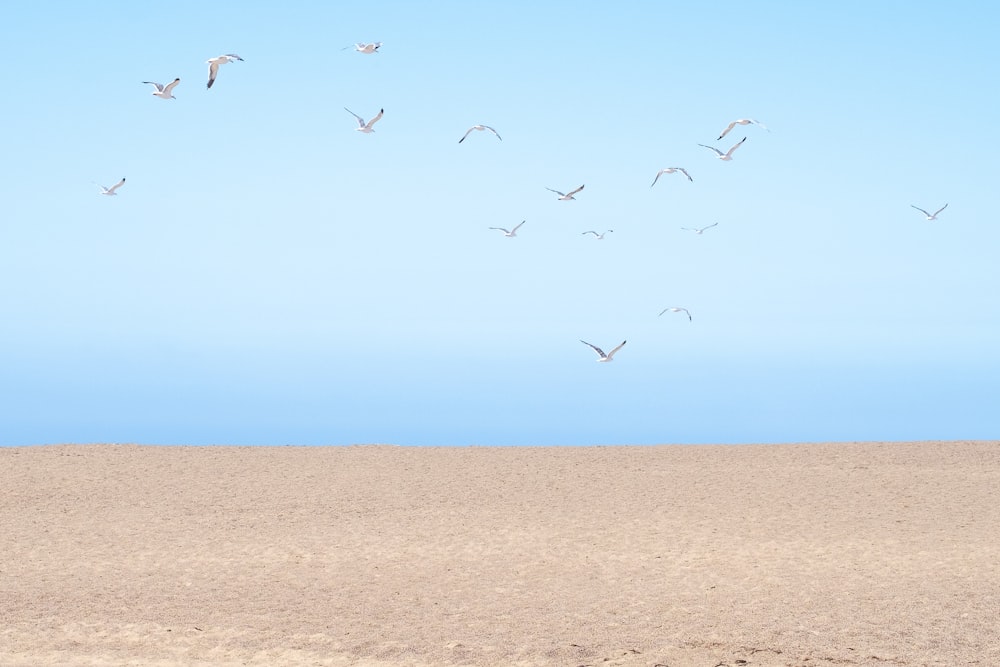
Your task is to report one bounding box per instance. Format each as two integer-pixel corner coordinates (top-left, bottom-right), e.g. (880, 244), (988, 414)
(94, 43), (951, 366)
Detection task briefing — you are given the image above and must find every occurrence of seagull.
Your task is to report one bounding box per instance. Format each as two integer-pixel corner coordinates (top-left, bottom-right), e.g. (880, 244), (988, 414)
(143, 78), (180, 99)
(343, 42), (382, 54)
(582, 230), (613, 239)
(95, 178), (126, 196)
(345, 107), (383, 133)
(459, 125), (502, 143)
(680, 222), (718, 235)
(650, 167), (693, 187)
(206, 54), (243, 89)
(580, 339), (627, 362)
(911, 203), (948, 220)
(717, 119), (768, 140)
(489, 220), (525, 237)
(659, 307), (692, 321)
(546, 185), (585, 200)
(698, 137), (746, 161)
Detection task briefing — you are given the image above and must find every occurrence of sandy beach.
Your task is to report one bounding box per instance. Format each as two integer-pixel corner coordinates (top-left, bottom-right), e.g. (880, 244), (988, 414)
(1, 441), (998, 666)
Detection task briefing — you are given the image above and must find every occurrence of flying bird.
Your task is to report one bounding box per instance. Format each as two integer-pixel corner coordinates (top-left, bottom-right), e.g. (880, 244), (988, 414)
(345, 107), (384, 133)
(699, 137), (746, 161)
(206, 54), (243, 89)
(459, 125), (502, 143)
(343, 42), (382, 54)
(680, 222), (718, 235)
(546, 185), (585, 200)
(143, 78), (180, 99)
(650, 167), (693, 187)
(659, 307), (692, 321)
(95, 178), (125, 196)
(489, 220), (525, 237)
(717, 118), (768, 140)
(580, 339), (627, 362)
(582, 230), (613, 239)
(911, 203), (948, 220)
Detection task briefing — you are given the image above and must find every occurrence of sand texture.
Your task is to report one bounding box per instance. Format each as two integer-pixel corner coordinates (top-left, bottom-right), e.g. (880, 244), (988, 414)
(2, 441), (999, 666)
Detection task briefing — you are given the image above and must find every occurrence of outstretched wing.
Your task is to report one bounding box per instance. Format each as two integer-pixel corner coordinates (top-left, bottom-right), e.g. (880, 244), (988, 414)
(207, 62), (220, 88)
(143, 81), (164, 92)
(605, 340), (627, 359)
(458, 127), (475, 143)
(545, 187), (566, 197)
(650, 169), (666, 187)
(698, 143), (724, 157)
(344, 108), (365, 127)
(910, 205), (931, 217)
(717, 120), (738, 140)
(582, 231), (598, 237)
(724, 137), (746, 158)
(566, 184), (585, 197)
(483, 125), (502, 140)
(162, 78), (180, 94)
(932, 203), (949, 217)
(366, 109), (384, 129)
(580, 340), (606, 358)
(511, 220), (525, 232)
(107, 177), (126, 194)
(488, 227), (510, 234)
(676, 167), (693, 181)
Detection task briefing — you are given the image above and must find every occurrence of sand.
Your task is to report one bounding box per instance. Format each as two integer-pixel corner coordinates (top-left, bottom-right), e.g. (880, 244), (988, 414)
(1, 441), (998, 666)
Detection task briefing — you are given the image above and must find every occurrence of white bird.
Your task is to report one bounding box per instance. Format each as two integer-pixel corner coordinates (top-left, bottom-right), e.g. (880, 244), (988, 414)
(459, 125), (502, 143)
(345, 107), (383, 133)
(580, 339), (627, 362)
(95, 177), (126, 196)
(206, 54), (243, 89)
(489, 220), (525, 237)
(546, 185), (585, 200)
(343, 42), (382, 54)
(650, 167), (693, 187)
(717, 118), (768, 140)
(680, 222), (718, 235)
(659, 307), (692, 321)
(911, 203), (948, 220)
(582, 230), (613, 239)
(143, 78), (180, 99)
(698, 137), (746, 161)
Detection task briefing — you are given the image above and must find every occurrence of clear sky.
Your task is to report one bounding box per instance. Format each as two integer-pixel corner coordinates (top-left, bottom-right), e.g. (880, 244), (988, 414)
(2, 1), (998, 446)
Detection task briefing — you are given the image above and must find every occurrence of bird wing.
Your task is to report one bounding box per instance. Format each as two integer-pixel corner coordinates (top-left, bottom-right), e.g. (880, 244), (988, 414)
(910, 205), (931, 216)
(681, 308), (692, 321)
(677, 168), (693, 181)
(582, 231), (598, 236)
(511, 220), (525, 232)
(143, 81), (165, 91)
(163, 78), (180, 94)
(933, 203), (949, 216)
(580, 340), (606, 358)
(702, 222), (718, 231)
(484, 125), (502, 140)
(724, 137), (746, 158)
(545, 188), (566, 196)
(107, 178), (125, 194)
(344, 108), (365, 127)
(605, 340), (627, 359)
(698, 144), (724, 157)
(366, 109), (384, 129)
(650, 170), (666, 187)
(751, 119), (769, 131)
(458, 127), (475, 143)
(225, 53), (243, 60)
(566, 184), (585, 197)
(207, 62), (220, 88)
(488, 227), (510, 233)
(717, 120), (738, 140)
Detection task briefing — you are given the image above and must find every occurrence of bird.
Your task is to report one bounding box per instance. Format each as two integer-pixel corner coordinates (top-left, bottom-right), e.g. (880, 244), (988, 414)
(546, 185), (585, 200)
(343, 42), (382, 54)
(143, 78), (180, 99)
(580, 339), (627, 362)
(717, 119), (768, 140)
(650, 167), (693, 187)
(95, 178), (125, 196)
(345, 107), (383, 133)
(206, 54), (243, 89)
(459, 125), (502, 143)
(911, 203), (948, 220)
(489, 221), (525, 237)
(659, 307), (692, 321)
(680, 222), (718, 235)
(582, 230), (613, 239)
(698, 137), (746, 161)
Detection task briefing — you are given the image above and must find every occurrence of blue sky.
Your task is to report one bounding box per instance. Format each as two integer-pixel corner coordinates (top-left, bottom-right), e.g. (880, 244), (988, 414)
(1, 1), (997, 445)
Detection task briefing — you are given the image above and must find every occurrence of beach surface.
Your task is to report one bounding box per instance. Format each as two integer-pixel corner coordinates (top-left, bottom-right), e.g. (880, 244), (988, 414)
(2, 441), (998, 666)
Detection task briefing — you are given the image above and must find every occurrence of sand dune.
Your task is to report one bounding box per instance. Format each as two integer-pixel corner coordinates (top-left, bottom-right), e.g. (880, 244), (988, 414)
(2, 441), (998, 666)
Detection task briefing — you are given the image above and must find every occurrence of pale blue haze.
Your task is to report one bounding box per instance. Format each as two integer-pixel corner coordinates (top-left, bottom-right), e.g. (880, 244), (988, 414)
(1, 2), (997, 445)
